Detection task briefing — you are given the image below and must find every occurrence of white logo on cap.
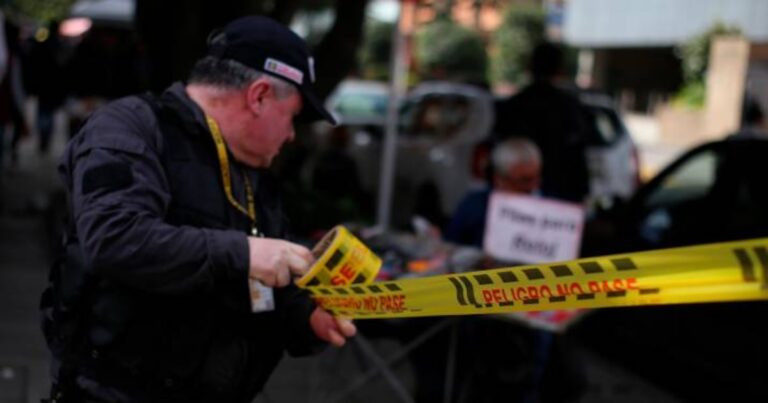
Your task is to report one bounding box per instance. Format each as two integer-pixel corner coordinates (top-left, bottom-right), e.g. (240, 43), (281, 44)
(264, 58), (303, 85)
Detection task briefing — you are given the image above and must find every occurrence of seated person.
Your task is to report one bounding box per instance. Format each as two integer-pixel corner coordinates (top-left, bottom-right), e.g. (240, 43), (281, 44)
(445, 137), (541, 247)
(442, 137), (585, 403)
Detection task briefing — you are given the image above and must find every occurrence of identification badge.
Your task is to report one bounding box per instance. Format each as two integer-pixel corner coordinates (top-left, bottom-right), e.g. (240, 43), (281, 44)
(249, 279), (275, 312)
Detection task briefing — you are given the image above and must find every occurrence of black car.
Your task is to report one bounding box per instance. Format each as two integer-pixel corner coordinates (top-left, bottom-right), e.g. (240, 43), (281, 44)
(583, 137), (768, 255)
(574, 137), (768, 402)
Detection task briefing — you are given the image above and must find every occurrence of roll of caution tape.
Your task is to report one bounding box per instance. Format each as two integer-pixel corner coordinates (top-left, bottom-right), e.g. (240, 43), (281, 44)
(296, 225), (382, 288)
(299, 230), (768, 319)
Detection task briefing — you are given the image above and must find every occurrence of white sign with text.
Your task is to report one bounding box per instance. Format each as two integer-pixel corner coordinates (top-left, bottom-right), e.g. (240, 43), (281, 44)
(483, 193), (584, 264)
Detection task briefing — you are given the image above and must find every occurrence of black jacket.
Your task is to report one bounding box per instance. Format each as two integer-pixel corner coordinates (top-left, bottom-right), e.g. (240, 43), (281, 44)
(494, 82), (590, 203)
(44, 83), (321, 402)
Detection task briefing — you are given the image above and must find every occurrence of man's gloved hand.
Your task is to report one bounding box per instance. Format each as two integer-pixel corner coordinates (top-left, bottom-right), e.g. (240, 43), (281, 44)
(247, 237), (314, 287)
(310, 308), (357, 347)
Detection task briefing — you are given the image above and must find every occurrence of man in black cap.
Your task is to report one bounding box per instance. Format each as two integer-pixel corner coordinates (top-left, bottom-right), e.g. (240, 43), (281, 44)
(41, 16), (355, 402)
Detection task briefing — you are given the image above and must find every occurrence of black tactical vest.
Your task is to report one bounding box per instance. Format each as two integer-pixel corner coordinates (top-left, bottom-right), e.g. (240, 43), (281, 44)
(41, 90), (313, 403)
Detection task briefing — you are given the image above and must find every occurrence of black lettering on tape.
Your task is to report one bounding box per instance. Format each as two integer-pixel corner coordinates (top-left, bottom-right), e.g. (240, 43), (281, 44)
(499, 301), (515, 306)
(325, 249), (344, 270)
(307, 277), (321, 286)
(474, 274), (493, 285)
(351, 286), (365, 294)
(734, 248), (756, 283)
(549, 296), (566, 303)
(353, 273), (367, 284)
(639, 288), (660, 295)
(369, 285), (383, 293)
(385, 284), (402, 292)
(579, 261), (604, 274)
(550, 265), (573, 277)
(577, 293), (595, 300)
(607, 290), (627, 298)
(335, 288), (349, 295)
(498, 271), (518, 283)
(523, 268), (545, 280)
(612, 258), (638, 271)
(459, 276), (482, 307)
(753, 247), (768, 289)
(319, 288), (332, 295)
(449, 277), (468, 306)
(523, 298), (540, 305)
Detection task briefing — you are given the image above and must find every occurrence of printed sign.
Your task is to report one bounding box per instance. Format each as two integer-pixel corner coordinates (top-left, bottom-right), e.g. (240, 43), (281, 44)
(483, 193), (584, 264)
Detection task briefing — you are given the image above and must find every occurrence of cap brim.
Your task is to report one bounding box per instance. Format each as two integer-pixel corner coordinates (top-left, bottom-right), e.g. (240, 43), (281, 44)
(297, 86), (336, 125)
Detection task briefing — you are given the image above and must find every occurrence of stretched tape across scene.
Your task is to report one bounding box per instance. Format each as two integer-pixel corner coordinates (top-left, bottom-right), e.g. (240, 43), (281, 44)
(298, 231), (768, 319)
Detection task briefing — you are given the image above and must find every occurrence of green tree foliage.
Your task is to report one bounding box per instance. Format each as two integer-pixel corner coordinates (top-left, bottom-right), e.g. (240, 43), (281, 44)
(360, 21), (393, 80)
(8, 0), (76, 22)
(492, 4), (545, 85)
(677, 22), (742, 83)
(674, 22), (742, 108)
(415, 17), (488, 85)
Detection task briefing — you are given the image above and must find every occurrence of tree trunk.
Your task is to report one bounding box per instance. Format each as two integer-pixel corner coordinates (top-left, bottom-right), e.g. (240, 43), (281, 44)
(312, 0), (370, 100)
(135, 0), (366, 100)
(135, 0), (261, 91)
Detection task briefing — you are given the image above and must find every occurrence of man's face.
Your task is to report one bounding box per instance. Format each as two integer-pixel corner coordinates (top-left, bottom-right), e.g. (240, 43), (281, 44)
(239, 84), (302, 168)
(495, 160), (541, 194)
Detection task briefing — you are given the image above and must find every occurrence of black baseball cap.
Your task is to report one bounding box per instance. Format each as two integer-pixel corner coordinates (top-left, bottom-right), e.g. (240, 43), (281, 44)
(207, 15), (335, 125)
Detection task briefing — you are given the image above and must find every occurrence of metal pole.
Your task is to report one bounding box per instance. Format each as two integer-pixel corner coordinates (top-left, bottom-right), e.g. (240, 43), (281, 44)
(376, 0), (411, 230)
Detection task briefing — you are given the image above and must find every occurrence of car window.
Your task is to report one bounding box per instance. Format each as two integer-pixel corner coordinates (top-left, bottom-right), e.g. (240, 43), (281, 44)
(585, 106), (624, 145)
(400, 95), (471, 140)
(645, 149), (717, 209)
(333, 92), (389, 122)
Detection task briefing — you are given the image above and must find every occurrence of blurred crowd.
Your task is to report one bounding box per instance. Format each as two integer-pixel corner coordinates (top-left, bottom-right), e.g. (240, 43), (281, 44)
(0, 12), (144, 174)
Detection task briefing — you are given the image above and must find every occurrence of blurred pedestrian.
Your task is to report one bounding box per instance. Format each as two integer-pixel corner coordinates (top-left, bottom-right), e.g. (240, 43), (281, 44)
(25, 21), (67, 155)
(444, 137), (585, 403)
(445, 137), (541, 247)
(0, 13), (28, 169)
(730, 94), (767, 139)
(494, 42), (590, 203)
(41, 16), (355, 403)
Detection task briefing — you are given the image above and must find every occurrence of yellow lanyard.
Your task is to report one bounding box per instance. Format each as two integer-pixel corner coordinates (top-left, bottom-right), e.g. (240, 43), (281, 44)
(205, 115), (259, 235)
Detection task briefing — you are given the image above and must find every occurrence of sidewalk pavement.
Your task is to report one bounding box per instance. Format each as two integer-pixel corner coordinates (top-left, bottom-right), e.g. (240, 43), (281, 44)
(0, 130), (64, 403)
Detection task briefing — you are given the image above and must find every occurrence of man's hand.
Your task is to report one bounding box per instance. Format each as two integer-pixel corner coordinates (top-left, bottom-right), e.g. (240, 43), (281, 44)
(310, 307), (357, 347)
(247, 237), (314, 287)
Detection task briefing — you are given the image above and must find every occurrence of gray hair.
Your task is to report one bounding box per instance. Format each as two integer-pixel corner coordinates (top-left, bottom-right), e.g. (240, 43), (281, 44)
(491, 137), (541, 177)
(188, 56), (298, 99)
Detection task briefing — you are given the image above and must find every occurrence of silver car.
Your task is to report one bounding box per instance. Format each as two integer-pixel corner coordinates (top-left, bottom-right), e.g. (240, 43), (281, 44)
(322, 81), (639, 228)
(326, 81), (494, 228)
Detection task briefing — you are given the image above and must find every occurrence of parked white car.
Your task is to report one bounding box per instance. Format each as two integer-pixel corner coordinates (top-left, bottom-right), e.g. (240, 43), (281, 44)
(580, 92), (641, 206)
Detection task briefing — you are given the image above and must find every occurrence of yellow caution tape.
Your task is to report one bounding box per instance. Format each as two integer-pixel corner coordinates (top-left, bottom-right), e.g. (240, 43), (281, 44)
(298, 228), (768, 319)
(297, 226), (382, 287)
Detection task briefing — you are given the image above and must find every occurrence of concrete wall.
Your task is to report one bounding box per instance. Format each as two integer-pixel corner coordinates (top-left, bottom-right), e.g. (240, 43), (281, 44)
(657, 36), (751, 144)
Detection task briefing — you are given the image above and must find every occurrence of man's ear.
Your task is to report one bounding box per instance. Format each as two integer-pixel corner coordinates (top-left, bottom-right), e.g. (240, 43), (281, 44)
(245, 78), (272, 115)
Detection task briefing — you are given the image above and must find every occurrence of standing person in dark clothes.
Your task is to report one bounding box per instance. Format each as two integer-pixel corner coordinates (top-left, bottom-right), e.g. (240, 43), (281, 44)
(0, 14), (28, 168)
(494, 42), (590, 203)
(41, 16), (355, 403)
(26, 21), (68, 154)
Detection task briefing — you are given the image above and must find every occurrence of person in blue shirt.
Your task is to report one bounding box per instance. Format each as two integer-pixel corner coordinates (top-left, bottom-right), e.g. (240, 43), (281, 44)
(445, 137), (542, 247)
